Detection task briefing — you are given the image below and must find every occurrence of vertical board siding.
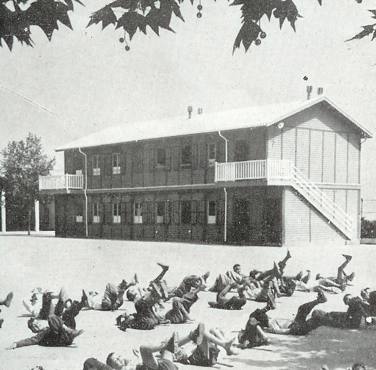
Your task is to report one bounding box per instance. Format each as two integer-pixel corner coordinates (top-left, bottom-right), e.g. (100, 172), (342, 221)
(348, 134), (360, 184)
(296, 128), (310, 177)
(309, 130), (323, 183)
(335, 133), (348, 184)
(323, 131), (336, 183)
(282, 128), (296, 164)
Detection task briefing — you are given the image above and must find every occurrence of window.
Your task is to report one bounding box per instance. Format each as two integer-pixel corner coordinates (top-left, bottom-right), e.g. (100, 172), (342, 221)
(208, 201), (216, 224)
(234, 140), (249, 161)
(112, 153), (121, 174)
(181, 145), (192, 167)
(156, 148), (166, 167)
(181, 201), (191, 224)
(76, 215), (83, 223)
(156, 201), (165, 224)
(208, 143), (216, 166)
(93, 203), (100, 223)
(113, 203), (121, 223)
(93, 155), (100, 176)
(134, 202), (143, 224)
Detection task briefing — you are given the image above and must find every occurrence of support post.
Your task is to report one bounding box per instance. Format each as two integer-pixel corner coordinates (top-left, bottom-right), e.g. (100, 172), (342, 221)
(34, 199), (40, 232)
(1, 190), (6, 232)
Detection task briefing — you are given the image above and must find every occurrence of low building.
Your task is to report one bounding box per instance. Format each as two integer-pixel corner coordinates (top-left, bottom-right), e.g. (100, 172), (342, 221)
(39, 96), (372, 246)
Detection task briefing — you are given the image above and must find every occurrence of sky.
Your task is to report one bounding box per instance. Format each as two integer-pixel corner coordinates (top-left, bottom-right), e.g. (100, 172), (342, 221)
(1, 0), (376, 211)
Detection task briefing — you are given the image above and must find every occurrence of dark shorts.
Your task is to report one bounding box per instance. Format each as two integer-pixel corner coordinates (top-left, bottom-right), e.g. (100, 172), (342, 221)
(188, 345), (219, 367)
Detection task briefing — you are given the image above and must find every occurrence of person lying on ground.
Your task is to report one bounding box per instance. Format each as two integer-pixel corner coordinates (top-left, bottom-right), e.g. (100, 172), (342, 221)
(208, 282), (248, 310)
(7, 314), (84, 349)
(23, 288), (43, 317)
(236, 297), (274, 349)
(172, 322), (237, 366)
(82, 277), (137, 311)
(104, 331), (179, 370)
(116, 264), (171, 331)
(0, 291), (13, 328)
(248, 289), (328, 335)
(83, 358), (113, 370)
(312, 293), (374, 330)
(209, 264), (246, 293)
(26, 287), (86, 332)
(290, 270), (343, 294)
(315, 254), (355, 291)
(169, 272), (210, 298)
(165, 284), (206, 324)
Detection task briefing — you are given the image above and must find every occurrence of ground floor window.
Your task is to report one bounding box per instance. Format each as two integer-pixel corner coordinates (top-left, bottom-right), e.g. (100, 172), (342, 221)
(208, 200), (216, 224)
(156, 201), (165, 224)
(113, 203), (121, 223)
(75, 215), (83, 223)
(134, 202), (143, 224)
(181, 200), (191, 224)
(93, 203), (100, 223)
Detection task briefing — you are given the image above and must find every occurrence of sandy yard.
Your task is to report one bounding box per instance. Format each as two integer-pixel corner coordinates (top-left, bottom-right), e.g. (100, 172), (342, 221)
(0, 235), (375, 370)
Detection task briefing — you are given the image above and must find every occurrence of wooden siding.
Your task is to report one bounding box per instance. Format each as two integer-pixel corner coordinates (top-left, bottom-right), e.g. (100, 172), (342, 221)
(283, 188), (345, 245)
(267, 104), (362, 185)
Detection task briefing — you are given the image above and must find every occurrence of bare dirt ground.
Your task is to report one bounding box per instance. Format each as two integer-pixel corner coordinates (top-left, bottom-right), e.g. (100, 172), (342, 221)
(0, 235), (375, 370)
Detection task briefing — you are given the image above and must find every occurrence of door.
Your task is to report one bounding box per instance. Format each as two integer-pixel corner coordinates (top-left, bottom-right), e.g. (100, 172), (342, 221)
(232, 198), (250, 244)
(263, 198), (282, 245)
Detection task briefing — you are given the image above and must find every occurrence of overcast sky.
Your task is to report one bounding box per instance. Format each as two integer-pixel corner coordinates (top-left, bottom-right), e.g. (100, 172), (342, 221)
(1, 0), (376, 207)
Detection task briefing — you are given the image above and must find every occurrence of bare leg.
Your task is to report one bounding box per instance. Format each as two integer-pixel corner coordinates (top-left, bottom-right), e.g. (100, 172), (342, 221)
(336, 255), (352, 284)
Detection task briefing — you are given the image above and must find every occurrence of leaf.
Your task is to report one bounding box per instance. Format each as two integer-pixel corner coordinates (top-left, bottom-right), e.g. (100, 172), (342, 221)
(87, 5), (117, 29)
(116, 11), (146, 39)
(347, 24), (375, 41)
(233, 20), (261, 53)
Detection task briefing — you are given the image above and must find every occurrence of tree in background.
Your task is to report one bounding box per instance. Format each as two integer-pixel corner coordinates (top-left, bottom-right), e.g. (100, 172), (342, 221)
(1, 133), (55, 234)
(0, 0), (374, 51)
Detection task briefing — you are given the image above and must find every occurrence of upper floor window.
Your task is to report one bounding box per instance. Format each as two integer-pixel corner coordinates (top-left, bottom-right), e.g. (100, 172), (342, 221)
(112, 153), (121, 174)
(208, 143), (216, 166)
(208, 201), (216, 224)
(156, 148), (166, 167)
(93, 203), (100, 223)
(93, 155), (100, 176)
(156, 201), (165, 224)
(181, 201), (191, 224)
(234, 140), (249, 162)
(113, 203), (121, 223)
(134, 202), (143, 224)
(181, 145), (192, 167)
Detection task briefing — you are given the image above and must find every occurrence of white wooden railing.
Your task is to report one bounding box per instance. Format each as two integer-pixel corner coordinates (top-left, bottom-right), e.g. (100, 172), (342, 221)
(214, 159), (353, 239)
(39, 174), (84, 190)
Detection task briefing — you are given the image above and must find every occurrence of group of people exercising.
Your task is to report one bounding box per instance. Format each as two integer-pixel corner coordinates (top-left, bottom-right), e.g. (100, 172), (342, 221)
(2, 251), (372, 370)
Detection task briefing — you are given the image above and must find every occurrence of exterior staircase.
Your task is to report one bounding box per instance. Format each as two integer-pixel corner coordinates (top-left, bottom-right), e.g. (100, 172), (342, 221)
(215, 159), (354, 239)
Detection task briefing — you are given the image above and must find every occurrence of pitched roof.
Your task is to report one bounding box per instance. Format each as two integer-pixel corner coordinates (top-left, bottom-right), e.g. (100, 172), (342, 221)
(56, 96), (372, 151)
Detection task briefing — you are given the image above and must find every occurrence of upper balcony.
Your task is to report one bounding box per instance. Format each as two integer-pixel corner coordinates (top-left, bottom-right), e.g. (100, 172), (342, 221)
(39, 174), (84, 192)
(214, 159), (292, 184)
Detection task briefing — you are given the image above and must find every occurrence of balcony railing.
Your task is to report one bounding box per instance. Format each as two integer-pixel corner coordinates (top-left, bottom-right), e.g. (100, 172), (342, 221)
(214, 159), (291, 182)
(39, 174), (84, 191)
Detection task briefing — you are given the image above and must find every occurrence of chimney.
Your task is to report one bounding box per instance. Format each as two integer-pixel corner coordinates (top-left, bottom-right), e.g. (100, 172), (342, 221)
(187, 105), (193, 119)
(317, 87), (324, 96)
(197, 107), (203, 115)
(306, 85), (313, 100)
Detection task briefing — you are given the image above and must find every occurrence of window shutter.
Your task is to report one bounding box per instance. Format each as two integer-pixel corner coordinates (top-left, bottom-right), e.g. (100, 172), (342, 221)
(173, 201), (180, 224)
(191, 200), (197, 224)
(199, 143), (207, 168)
(217, 200), (224, 225)
(165, 202), (172, 224)
(105, 155), (112, 176)
(121, 152), (126, 174)
(87, 199), (93, 224)
(149, 149), (155, 171)
(104, 202), (112, 224)
(121, 202), (126, 223)
(166, 148), (172, 170)
(172, 146), (180, 170)
(192, 144), (199, 169)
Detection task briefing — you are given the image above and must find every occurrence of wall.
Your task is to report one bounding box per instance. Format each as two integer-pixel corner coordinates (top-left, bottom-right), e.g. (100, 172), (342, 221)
(268, 102), (362, 240)
(63, 127), (267, 191)
(283, 188), (346, 246)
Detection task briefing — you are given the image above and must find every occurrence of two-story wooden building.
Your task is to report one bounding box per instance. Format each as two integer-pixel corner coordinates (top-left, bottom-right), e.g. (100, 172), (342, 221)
(40, 96), (372, 246)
